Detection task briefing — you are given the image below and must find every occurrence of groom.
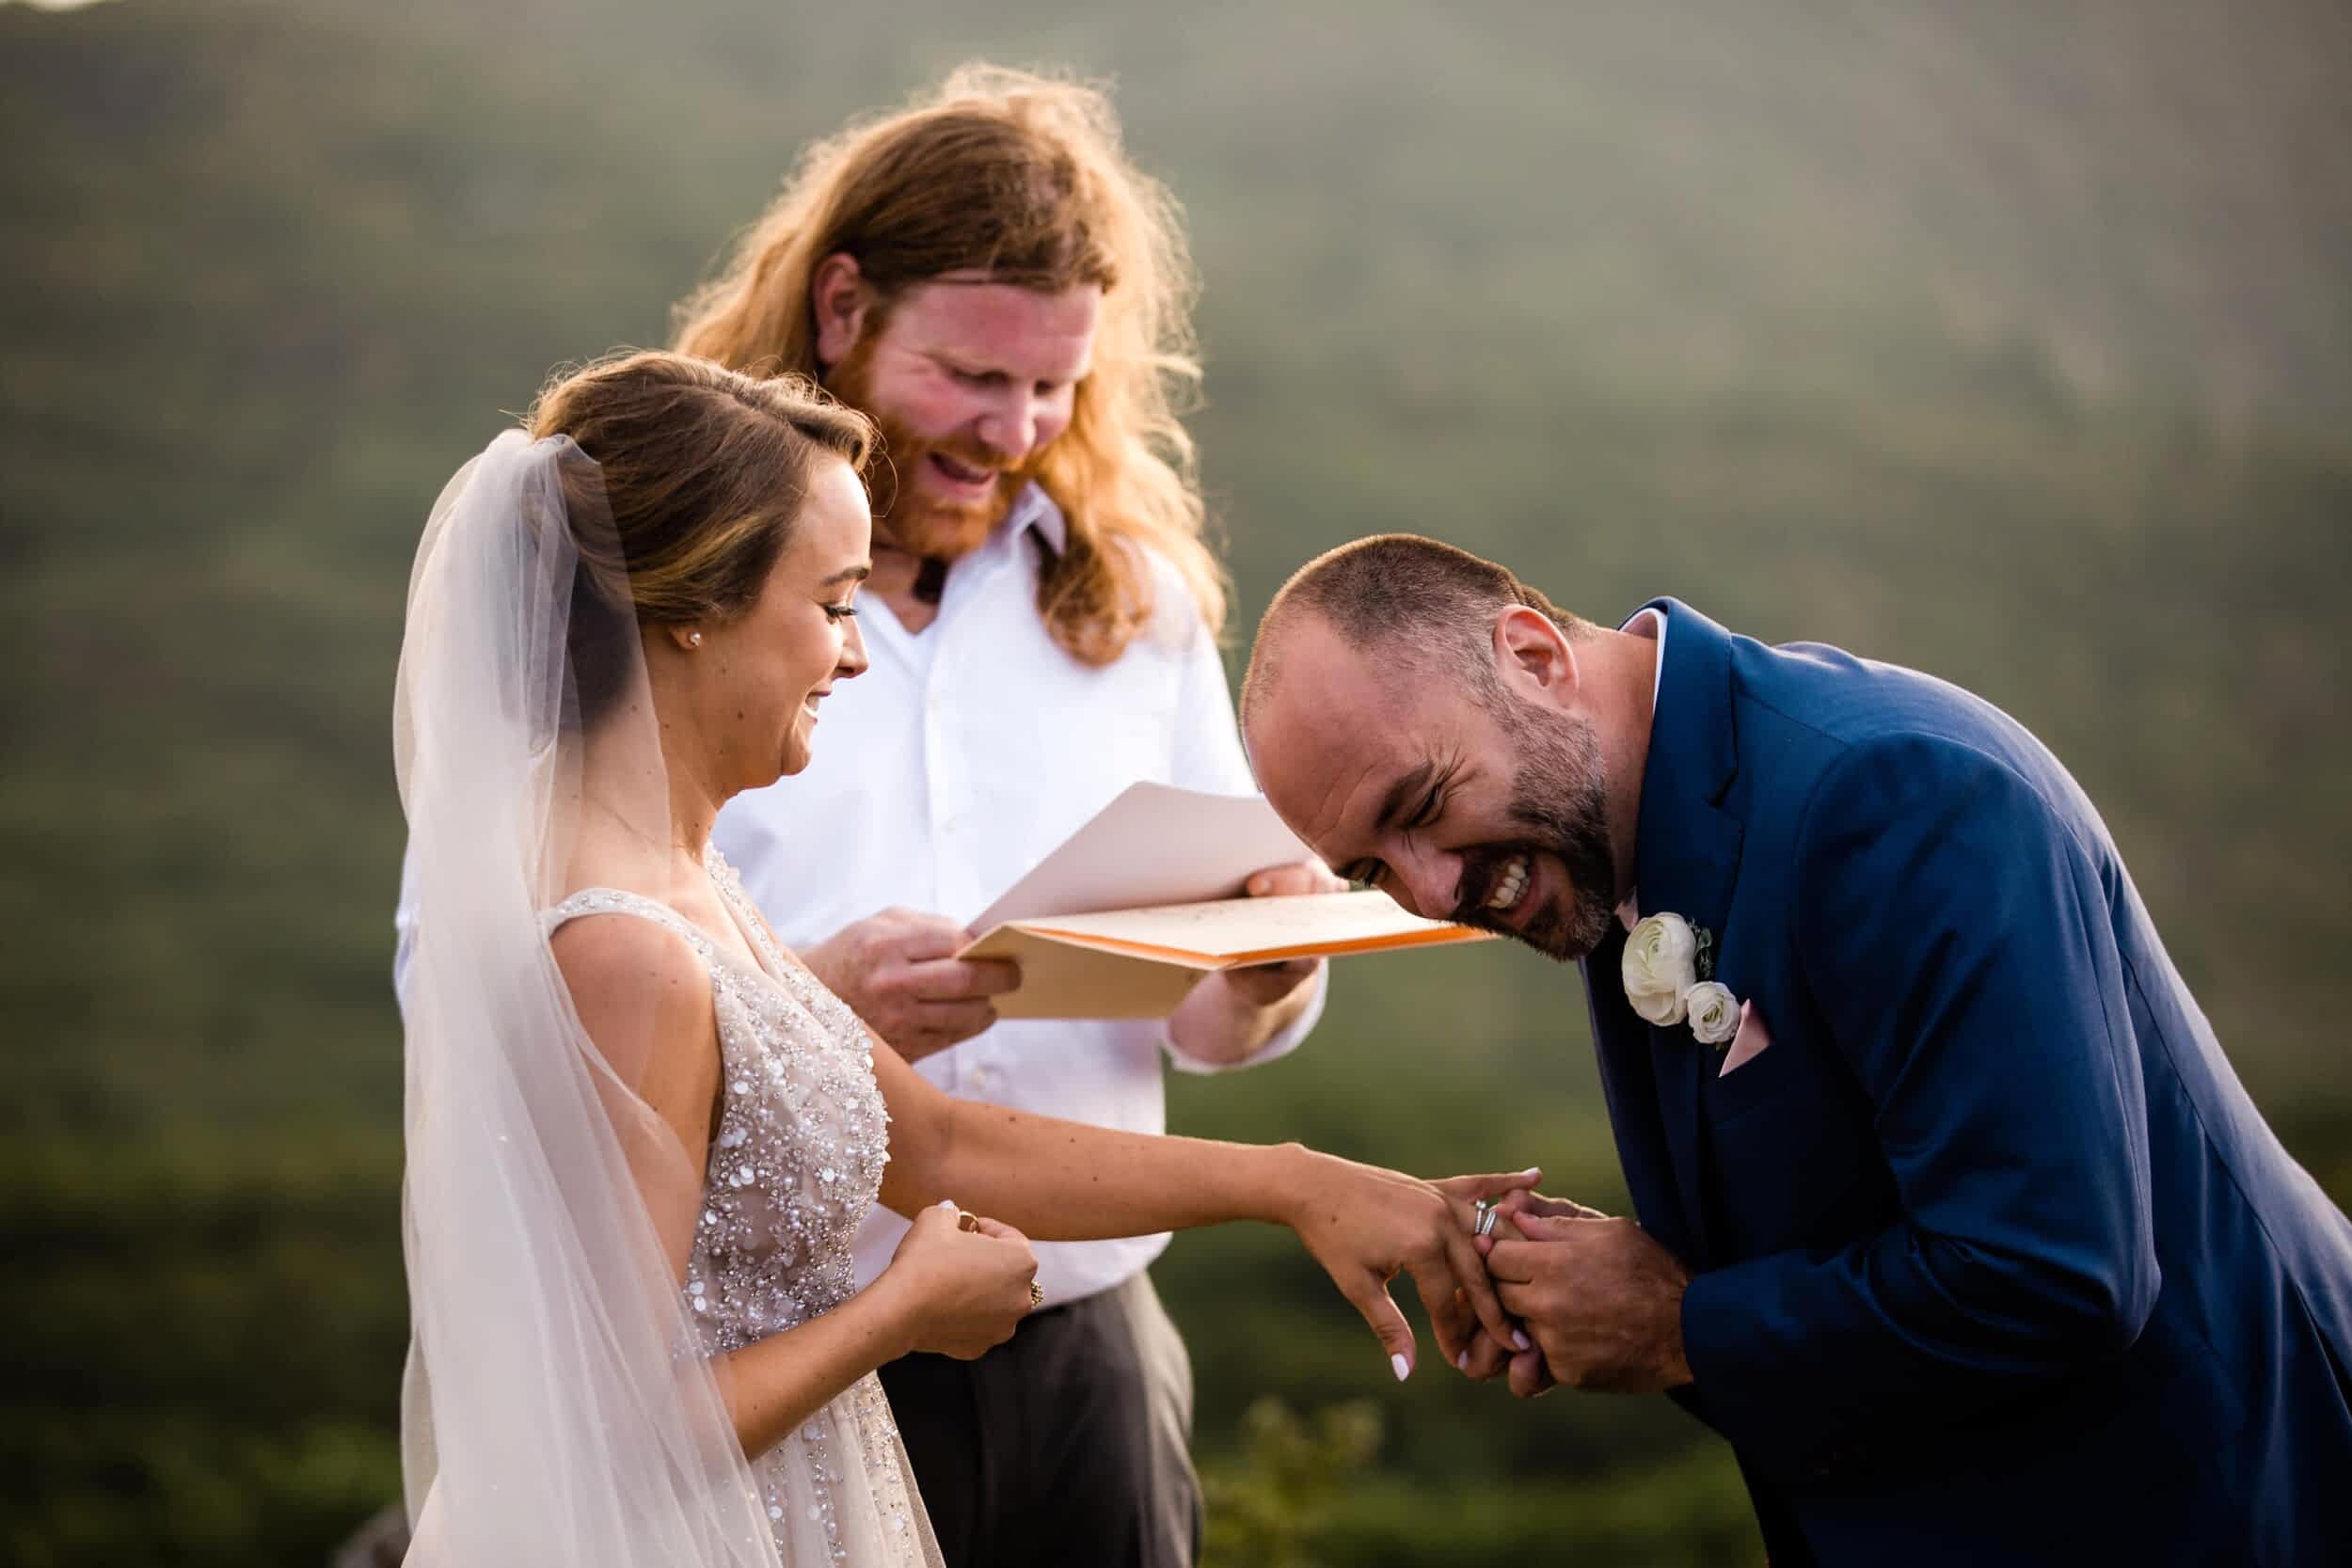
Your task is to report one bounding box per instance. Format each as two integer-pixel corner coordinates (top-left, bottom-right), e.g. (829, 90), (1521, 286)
(1238, 533), (2352, 1566)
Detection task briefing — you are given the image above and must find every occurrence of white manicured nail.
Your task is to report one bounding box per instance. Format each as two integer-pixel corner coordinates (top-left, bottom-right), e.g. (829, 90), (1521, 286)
(938, 1198), (958, 1211)
(1391, 1353), (1411, 1382)
(1521, 1167), (1542, 1180)
(1454, 1351), (1470, 1372)
(1511, 1330), (1531, 1352)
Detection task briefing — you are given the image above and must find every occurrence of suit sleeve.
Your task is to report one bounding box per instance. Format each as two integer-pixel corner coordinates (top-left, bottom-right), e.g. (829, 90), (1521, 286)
(1677, 733), (2157, 1475)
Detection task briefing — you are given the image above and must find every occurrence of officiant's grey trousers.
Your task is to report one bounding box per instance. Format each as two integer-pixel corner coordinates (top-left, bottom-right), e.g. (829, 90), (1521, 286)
(877, 1270), (1202, 1568)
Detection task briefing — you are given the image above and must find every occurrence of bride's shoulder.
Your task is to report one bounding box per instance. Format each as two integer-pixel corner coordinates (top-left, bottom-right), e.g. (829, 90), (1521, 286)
(549, 911), (721, 1060)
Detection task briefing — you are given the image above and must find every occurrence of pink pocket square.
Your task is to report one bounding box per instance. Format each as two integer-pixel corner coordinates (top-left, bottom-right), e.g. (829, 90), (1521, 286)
(1718, 1001), (1772, 1077)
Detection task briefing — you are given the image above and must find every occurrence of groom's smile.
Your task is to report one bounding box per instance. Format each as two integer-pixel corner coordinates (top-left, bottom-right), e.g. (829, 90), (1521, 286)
(1457, 847), (1559, 936)
(1482, 853), (1532, 916)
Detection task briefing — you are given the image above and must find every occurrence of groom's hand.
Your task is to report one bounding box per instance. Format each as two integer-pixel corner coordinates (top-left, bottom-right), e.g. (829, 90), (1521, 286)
(1484, 1210), (1694, 1394)
(1486, 1190), (1611, 1227)
(1451, 1192), (1612, 1388)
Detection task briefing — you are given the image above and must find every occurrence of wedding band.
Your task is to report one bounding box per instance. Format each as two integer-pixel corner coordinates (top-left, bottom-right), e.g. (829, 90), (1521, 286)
(1473, 1200), (1499, 1238)
(1027, 1281), (1045, 1308)
(957, 1210), (980, 1233)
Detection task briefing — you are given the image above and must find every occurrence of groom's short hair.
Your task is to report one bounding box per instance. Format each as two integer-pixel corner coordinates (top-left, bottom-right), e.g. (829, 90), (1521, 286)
(1243, 534), (1591, 722)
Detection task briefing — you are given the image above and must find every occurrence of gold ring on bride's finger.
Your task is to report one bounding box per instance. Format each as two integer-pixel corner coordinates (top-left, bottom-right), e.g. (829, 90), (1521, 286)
(1028, 1281), (1045, 1308)
(957, 1210), (980, 1233)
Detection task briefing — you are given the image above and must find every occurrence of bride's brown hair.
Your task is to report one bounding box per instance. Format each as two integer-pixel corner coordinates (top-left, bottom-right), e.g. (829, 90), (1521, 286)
(526, 350), (873, 720)
(671, 63), (1223, 666)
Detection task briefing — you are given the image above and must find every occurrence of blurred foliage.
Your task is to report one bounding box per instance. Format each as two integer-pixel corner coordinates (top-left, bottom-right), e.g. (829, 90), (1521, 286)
(1200, 1399), (1384, 1568)
(2, 0), (2347, 1561)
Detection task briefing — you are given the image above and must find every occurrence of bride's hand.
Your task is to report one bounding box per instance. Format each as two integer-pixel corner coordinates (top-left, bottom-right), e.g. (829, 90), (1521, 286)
(1279, 1153), (1541, 1380)
(879, 1200), (1041, 1359)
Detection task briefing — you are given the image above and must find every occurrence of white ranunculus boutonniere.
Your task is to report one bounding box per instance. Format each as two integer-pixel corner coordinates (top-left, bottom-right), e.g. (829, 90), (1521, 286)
(1621, 913), (1700, 1025)
(1622, 912), (1741, 1047)
(1684, 982), (1740, 1046)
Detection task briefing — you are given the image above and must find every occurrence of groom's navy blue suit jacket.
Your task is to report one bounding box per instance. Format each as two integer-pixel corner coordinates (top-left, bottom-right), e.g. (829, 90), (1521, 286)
(1583, 602), (2352, 1566)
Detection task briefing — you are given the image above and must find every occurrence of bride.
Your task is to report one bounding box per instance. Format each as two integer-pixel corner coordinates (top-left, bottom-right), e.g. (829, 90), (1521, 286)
(393, 349), (1533, 1565)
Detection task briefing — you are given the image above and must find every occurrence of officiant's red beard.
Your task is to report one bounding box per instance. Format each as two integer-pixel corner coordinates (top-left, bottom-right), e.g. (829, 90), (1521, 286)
(1448, 697), (1621, 963)
(826, 341), (1039, 562)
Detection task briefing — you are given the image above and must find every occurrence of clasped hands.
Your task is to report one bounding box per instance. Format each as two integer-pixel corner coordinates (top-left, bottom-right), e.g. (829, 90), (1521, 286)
(1448, 1186), (1695, 1398)
(1290, 1159), (1693, 1397)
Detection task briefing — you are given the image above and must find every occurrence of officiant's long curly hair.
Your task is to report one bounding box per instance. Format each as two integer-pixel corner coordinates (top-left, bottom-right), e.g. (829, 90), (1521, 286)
(672, 63), (1224, 667)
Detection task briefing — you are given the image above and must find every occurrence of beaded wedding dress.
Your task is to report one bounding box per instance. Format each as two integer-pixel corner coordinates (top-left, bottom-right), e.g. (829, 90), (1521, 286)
(393, 430), (941, 1567)
(542, 852), (938, 1565)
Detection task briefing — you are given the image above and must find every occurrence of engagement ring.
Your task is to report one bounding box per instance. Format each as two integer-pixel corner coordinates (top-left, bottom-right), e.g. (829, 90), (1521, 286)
(1472, 1198), (1499, 1238)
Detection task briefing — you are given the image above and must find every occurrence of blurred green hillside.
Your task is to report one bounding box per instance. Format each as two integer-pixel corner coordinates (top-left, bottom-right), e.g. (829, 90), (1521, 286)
(3, 0), (2347, 1562)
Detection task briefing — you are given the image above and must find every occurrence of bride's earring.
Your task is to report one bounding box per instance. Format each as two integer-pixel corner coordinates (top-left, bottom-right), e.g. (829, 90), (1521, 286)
(686, 630), (704, 647)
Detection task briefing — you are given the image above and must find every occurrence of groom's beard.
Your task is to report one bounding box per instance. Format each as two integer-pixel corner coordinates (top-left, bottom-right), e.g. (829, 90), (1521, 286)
(1449, 698), (1619, 963)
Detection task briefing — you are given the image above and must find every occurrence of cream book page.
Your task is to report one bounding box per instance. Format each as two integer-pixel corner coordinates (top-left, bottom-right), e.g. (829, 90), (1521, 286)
(967, 781), (1313, 929)
(964, 891), (1491, 1020)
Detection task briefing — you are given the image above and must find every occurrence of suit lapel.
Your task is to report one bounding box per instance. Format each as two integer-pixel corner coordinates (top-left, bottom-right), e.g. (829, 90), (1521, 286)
(1621, 600), (1747, 1270)
(1581, 929), (1697, 1267)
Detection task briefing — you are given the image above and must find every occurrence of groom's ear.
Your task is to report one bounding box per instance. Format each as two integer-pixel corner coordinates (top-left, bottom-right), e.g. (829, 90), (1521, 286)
(810, 254), (871, 371)
(1493, 605), (1579, 706)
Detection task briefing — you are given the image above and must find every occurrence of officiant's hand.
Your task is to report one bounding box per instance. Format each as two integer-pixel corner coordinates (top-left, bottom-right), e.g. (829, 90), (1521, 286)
(1482, 1208), (1694, 1394)
(804, 908), (1022, 1061)
(1217, 861), (1346, 1006)
(1168, 863), (1343, 1065)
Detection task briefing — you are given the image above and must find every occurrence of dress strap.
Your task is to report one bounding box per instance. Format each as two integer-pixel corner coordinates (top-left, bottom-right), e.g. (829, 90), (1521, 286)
(543, 887), (722, 964)
(702, 846), (797, 978)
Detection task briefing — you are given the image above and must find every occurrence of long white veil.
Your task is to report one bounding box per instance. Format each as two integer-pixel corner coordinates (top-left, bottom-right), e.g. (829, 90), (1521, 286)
(390, 431), (781, 1566)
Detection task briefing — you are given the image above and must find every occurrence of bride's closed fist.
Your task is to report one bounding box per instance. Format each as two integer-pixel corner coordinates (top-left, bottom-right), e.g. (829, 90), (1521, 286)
(882, 1201), (1040, 1360)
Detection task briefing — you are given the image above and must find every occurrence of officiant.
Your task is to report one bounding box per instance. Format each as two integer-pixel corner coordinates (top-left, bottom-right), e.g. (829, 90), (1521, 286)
(676, 67), (1330, 1568)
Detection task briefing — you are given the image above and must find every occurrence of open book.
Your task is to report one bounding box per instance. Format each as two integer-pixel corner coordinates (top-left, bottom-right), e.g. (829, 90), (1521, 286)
(958, 783), (1490, 1019)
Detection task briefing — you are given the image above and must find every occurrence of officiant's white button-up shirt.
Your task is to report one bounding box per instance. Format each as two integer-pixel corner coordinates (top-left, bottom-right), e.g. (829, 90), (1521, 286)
(712, 484), (1325, 1307)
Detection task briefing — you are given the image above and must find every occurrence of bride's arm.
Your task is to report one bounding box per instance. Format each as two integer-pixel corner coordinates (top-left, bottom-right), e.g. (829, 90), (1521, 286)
(869, 1038), (1535, 1379)
(555, 918), (1034, 1460)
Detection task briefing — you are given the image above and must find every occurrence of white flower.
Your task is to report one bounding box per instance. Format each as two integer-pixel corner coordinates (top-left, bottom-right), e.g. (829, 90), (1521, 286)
(1622, 912), (1700, 1026)
(1684, 982), (1740, 1046)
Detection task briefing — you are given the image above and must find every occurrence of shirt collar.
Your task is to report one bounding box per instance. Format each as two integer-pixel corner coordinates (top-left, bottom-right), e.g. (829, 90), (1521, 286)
(1614, 606), (1668, 931)
(1008, 482), (1066, 557)
(930, 483), (1062, 589)
(1623, 605), (1667, 707)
